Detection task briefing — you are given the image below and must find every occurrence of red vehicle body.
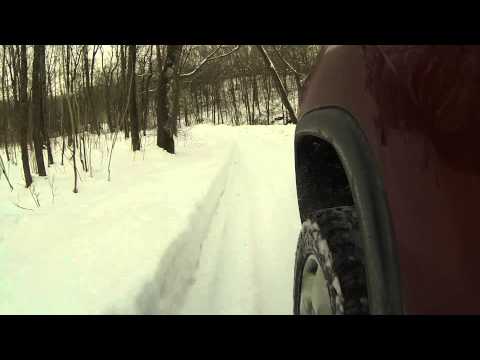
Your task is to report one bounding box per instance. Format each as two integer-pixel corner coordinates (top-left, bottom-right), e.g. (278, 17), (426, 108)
(296, 45), (480, 314)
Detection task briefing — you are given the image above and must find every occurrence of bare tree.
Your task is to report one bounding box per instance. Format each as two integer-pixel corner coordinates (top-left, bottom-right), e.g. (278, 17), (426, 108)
(0, 44), (324, 183)
(32, 45), (47, 176)
(120, 45), (129, 138)
(139, 45), (153, 136)
(156, 45), (240, 153)
(156, 45), (182, 154)
(19, 45), (33, 187)
(61, 45), (79, 193)
(1, 46), (10, 162)
(128, 45), (140, 151)
(43, 47), (54, 165)
(256, 45), (297, 124)
(100, 45), (119, 132)
(272, 45), (327, 111)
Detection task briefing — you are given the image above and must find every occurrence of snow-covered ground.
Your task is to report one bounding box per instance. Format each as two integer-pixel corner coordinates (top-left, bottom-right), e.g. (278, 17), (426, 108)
(0, 124), (300, 314)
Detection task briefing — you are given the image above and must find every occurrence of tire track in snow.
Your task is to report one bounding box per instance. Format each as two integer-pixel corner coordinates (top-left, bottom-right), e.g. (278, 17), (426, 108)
(179, 128), (300, 314)
(130, 144), (236, 315)
(179, 141), (262, 314)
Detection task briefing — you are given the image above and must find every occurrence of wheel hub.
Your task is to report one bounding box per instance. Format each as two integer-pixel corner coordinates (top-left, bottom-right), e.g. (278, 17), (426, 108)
(299, 255), (332, 315)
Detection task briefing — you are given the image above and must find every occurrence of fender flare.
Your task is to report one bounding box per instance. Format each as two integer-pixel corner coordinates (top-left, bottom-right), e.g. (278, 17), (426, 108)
(295, 106), (404, 314)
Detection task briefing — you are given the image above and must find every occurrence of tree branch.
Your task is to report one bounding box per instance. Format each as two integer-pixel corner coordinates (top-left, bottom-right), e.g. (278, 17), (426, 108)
(179, 45), (240, 78)
(272, 45), (303, 78)
(180, 45), (200, 73)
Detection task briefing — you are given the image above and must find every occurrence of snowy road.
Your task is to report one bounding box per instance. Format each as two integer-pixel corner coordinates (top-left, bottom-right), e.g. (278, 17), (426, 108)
(0, 125), (301, 315)
(179, 127), (301, 314)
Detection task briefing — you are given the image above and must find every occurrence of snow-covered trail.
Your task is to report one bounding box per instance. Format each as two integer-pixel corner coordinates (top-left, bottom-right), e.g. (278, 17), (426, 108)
(0, 125), (300, 315)
(179, 127), (301, 314)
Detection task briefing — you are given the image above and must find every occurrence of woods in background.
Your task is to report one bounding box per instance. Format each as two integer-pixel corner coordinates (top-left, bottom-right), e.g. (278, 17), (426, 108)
(0, 45), (324, 190)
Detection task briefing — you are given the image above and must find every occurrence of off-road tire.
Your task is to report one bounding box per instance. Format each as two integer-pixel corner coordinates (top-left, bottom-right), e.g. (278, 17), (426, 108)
(293, 206), (369, 315)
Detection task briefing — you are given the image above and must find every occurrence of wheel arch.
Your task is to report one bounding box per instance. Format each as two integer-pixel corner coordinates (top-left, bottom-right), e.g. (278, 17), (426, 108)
(295, 106), (404, 314)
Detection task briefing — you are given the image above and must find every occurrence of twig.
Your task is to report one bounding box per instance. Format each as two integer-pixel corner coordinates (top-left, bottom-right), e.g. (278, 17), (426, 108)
(48, 175), (55, 204)
(12, 202), (34, 211)
(0, 152), (13, 191)
(28, 184), (41, 208)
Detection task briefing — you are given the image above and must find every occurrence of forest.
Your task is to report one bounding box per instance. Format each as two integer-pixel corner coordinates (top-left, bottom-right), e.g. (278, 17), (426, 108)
(0, 45), (323, 193)
(0, 44), (328, 315)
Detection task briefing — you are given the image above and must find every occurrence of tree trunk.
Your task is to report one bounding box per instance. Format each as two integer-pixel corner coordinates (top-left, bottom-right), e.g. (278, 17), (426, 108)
(193, 88), (200, 124)
(219, 84), (225, 125)
(229, 78), (239, 125)
(42, 47), (54, 165)
(19, 45), (33, 187)
(212, 85), (216, 125)
(138, 51), (146, 135)
(64, 45), (78, 193)
(243, 76), (251, 124)
(142, 46), (153, 136)
(184, 100), (189, 127)
(32, 45), (47, 176)
(156, 45), (182, 154)
(89, 46), (99, 135)
(128, 45), (140, 151)
(252, 75), (261, 124)
(105, 84), (114, 132)
(44, 56), (55, 165)
(120, 46), (129, 138)
(1, 46), (9, 161)
(264, 69), (272, 125)
(251, 76), (256, 124)
(294, 72), (302, 114)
